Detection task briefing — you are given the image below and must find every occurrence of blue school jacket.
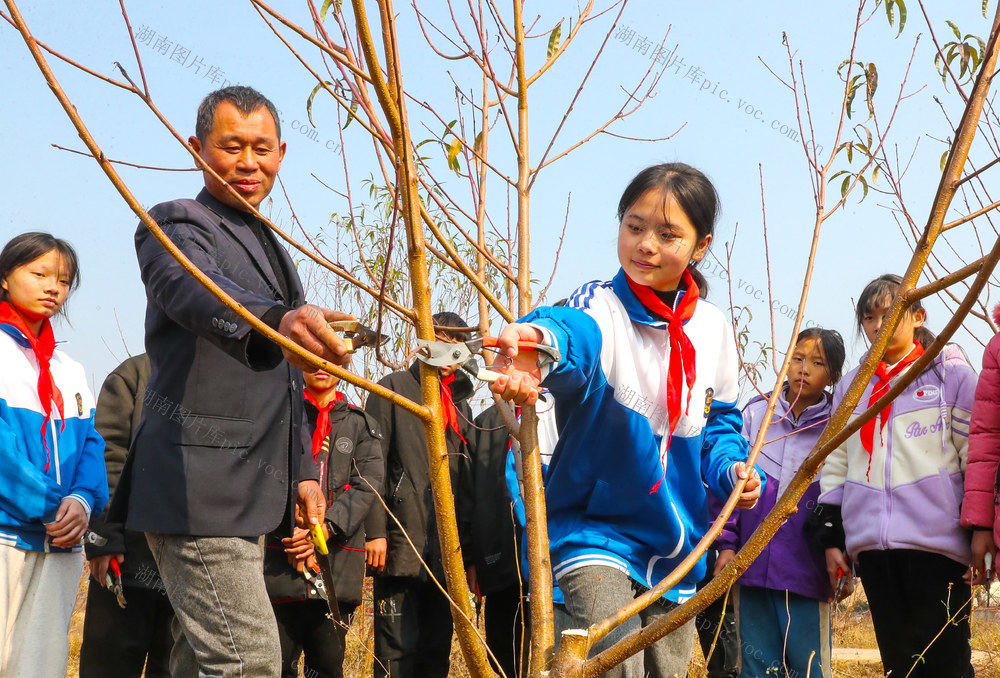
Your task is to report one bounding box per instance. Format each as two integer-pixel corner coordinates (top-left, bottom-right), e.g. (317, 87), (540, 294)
(0, 324), (108, 552)
(522, 269), (759, 602)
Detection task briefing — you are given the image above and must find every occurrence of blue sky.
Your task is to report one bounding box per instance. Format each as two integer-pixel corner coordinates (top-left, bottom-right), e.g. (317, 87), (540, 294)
(1, 1), (994, 396)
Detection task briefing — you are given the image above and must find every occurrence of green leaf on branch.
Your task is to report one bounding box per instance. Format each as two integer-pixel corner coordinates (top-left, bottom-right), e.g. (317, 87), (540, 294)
(447, 137), (462, 172)
(883, 0), (906, 36)
(320, 0), (333, 22)
(344, 95), (359, 129)
(547, 25), (562, 60)
(865, 63), (878, 119)
(841, 175), (850, 198)
(940, 150), (949, 172)
(307, 80), (334, 128)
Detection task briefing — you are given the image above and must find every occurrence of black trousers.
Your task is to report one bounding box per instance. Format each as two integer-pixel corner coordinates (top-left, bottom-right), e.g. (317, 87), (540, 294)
(78, 578), (175, 678)
(858, 549), (974, 678)
(272, 599), (355, 678)
(373, 576), (453, 678)
(693, 587), (739, 678)
(484, 581), (525, 678)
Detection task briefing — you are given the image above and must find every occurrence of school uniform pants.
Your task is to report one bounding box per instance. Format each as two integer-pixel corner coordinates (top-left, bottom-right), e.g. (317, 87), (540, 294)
(272, 599), (355, 678)
(734, 585), (831, 678)
(857, 549), (974, 678)
(0, 546), (83, 678)
(373, 575), (453, 678)
(79, 577), (175, 678)
(559, 565), (696, 678)
(145, 533), (281, 678)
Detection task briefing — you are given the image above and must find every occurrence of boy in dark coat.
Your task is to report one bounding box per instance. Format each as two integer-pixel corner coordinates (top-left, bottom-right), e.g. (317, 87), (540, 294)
(364, 312), (475, 678)
(469, 404), (525, 677)
(265, 367), (384, 678)
(80, 353), (175, 678)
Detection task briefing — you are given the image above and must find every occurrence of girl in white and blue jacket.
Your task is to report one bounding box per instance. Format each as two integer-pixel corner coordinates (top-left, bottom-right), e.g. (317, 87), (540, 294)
(0, 233), (108, 678)
(490, 163), (762, 678)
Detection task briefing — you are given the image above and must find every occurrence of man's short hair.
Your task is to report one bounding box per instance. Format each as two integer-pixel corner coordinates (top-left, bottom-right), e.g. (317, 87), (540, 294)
(432, 311), (471, 343)
(195, 86), (282, 143)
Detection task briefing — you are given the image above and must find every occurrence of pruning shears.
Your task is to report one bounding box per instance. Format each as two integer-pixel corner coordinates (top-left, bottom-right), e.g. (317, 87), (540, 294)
(328, 320), (389, 353)
(834, 567), (848, 603)
(415, 336), (561, 384)
(310, 523), (343, 625)
(105, 558), (126, 609)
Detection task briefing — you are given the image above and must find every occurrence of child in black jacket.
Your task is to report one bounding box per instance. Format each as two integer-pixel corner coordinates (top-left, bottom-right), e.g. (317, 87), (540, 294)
(264, 368), (383, 678)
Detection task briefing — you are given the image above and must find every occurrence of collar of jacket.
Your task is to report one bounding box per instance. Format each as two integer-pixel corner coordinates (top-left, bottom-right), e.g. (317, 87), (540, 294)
(408, 359), (475, 404)
(748, 387), (832, 428)
(195, 187), (260, 224)
(610, 267), (697, 329)
(0, 322), (30, 348)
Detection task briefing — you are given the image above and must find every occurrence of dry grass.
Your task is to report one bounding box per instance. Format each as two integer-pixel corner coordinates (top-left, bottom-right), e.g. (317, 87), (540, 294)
(66, 573), (1000, 678)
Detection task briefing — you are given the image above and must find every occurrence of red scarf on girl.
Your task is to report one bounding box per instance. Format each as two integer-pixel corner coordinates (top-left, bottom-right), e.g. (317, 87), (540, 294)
(625, 268), (700, 444)
(0, 301), (64, 469)
(440, 373), (467, 444)
(305, 388), (345, 461)
(860, 341), (924, 479)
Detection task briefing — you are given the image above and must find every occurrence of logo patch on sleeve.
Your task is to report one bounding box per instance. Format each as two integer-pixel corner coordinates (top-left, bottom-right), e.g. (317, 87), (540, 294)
(703, 388), (714, 418)
(76, 393), (83, 416)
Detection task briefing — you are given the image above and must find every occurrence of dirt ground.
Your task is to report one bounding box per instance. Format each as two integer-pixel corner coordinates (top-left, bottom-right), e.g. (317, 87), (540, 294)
(66, 572), (1000, 677)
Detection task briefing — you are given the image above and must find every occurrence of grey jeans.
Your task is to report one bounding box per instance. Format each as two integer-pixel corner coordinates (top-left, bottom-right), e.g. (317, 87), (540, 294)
(146, 533), (281, 678)
(560, 565), (696, 678)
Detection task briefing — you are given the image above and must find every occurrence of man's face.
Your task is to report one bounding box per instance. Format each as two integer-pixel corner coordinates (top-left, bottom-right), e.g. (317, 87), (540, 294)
(189, 101), (286, 212)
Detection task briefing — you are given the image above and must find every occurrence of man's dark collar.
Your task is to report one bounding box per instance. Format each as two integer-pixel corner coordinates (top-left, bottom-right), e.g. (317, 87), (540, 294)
(196, 187), (258, 225)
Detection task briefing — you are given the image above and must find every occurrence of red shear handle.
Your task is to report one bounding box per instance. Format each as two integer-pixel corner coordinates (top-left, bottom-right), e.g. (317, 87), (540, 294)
(483, 337), (562, 365)
(109, 558), (122, 577)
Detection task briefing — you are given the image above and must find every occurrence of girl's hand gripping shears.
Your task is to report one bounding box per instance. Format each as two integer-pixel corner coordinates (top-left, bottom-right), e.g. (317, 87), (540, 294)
(414, 336), (561, 384)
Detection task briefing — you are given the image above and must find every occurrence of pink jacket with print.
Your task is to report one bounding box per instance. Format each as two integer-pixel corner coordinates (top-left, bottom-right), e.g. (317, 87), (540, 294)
(961, 305), (1000, 544)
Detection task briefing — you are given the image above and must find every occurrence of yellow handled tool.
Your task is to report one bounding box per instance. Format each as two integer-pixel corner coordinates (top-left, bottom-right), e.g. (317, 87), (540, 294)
(311, 522), (329, 555)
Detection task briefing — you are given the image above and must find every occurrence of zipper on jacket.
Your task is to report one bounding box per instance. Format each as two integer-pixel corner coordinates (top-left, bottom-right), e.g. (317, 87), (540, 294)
(51, 417), (61, 485)
(392, 471), (406, 499)
(880, 399), (893, 550)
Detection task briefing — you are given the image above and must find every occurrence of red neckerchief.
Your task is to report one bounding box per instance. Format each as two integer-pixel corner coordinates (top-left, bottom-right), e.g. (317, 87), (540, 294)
(0, 301), (64, 469)
(304, 389), (345, 461)
(625, 269), (700, 442)
(860, 341), (924, 480)
(440, 373), (467, 444)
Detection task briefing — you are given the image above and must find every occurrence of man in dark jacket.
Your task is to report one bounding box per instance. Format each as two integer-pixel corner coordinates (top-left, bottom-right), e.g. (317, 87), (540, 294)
(364, 312), (475, 678)
(112, 85), (351, 676)
(80, 353), (174, 678)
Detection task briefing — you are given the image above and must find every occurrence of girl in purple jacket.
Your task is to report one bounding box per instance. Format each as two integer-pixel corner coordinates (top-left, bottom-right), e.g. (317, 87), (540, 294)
(716, 327), (845, 678)
(817, 274), (977, 678)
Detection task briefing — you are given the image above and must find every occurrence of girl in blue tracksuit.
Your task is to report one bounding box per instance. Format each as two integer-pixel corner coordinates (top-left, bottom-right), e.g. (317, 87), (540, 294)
(490, 163), (763, 678)
(0, 233), (108, 677)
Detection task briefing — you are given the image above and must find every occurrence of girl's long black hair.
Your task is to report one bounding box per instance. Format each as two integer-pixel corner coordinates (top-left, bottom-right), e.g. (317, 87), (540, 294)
(855, 274), (936, 349)
(617, 163), (719, 298)
(0, 232), (80, 312)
